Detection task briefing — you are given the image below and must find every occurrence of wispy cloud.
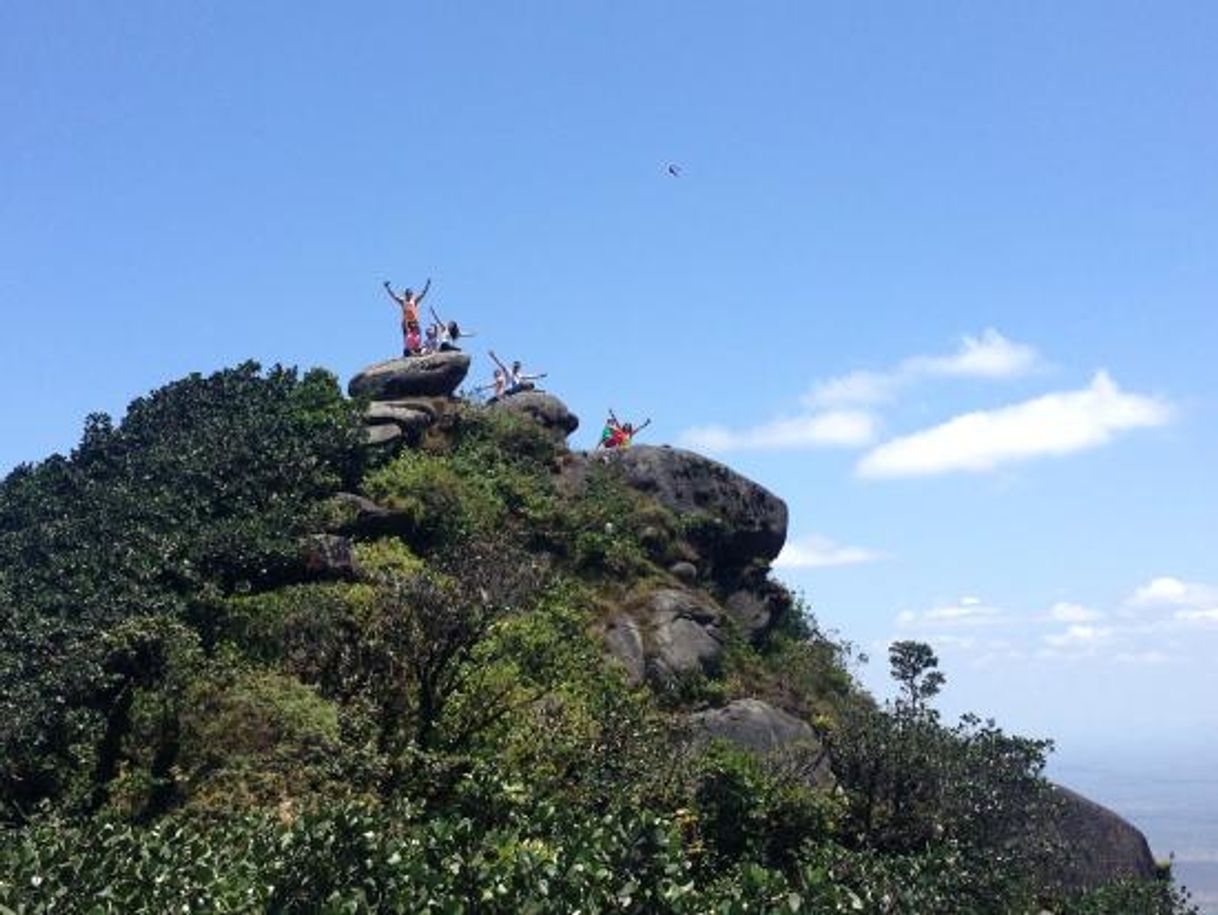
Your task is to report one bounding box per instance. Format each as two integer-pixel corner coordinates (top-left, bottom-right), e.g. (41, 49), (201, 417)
(1113, 650), (1171, 665)
(1044, 624), (1113, 650)
(904, 329), (1041, 380)
(774, 534), (884, 569)
(856, 371), (1174, 478)
(1175, 608), (1218, 624)
(679, 410), (877, 452)
(682, 330), (1039, 454)
(1127, 576), (1218, 610)
(1048, 602), (1104, 623)
(896, 596), (1005, 628)
(804, 329), (1040, 409)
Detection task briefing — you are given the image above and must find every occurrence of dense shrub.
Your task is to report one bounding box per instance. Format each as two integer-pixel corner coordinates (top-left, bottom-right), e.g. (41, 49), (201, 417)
(0, 363), (363, 819)
(0, 366), (1195, 912)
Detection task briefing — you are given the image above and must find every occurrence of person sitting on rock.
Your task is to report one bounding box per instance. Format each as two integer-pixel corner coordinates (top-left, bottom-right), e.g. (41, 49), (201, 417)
(404, 321), (423, 357)
(422, 324), (440, 355)
(602, 413), (651, 449)
(508, 360), (546, 395)
(476, 368), (508, 403)
(427, 307), (473, 352)
(489, 350), (546, 396)
(384, 277), (431, 351)
(598, 409), (623, 449)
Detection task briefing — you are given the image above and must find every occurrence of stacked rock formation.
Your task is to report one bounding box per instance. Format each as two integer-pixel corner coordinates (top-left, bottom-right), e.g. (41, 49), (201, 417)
(581, 445), (1157, 891)
(348, 352), (472, 447)
(336, 361), (1159, 892)
(561, 445), (790, 690)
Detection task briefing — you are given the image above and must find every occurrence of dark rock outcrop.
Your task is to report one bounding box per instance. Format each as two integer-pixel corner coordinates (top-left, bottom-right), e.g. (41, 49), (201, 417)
(602, 588), (727, 686)
(691, 698), (815, 752)
(365, 401), (434, 434)
(721, 565), (794, 640)
(364, 424), (403, 447)
(301, 534), (357, 580)
(491, 391), (579, 442)
(689, 699), (833, 788)
(606, 446), (788, 571)
(330, 492), (416, 540)
(348, 352), (471, 400)
(1041, 785), (1158, 892)
(669, 561), (698, 584)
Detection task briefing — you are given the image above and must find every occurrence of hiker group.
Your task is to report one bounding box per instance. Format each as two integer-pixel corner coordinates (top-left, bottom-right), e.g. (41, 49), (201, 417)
(598, 409), (650, 450)
(382, 276), (546, 402)
(381, 275), (649, 448)
(384, 279), (466, 357)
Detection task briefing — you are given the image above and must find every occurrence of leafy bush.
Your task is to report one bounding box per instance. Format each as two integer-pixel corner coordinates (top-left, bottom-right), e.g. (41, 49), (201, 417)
(0, 363), (362, 819)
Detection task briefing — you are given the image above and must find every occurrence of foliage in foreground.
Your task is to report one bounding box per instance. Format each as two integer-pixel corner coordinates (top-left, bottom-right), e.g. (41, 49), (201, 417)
(0, 364), (1196, 913)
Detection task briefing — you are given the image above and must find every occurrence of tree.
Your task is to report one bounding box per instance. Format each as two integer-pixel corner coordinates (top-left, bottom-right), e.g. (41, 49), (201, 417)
(888, 640), (945, 714)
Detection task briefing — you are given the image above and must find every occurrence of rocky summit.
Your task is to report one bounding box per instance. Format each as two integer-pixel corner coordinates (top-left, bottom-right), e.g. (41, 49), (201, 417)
(348, 351), (471, 400)
(0, 359), (1182, 912)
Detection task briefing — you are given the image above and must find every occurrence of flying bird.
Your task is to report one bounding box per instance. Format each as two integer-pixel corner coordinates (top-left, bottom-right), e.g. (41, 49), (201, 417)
(666, 164), (682, 177)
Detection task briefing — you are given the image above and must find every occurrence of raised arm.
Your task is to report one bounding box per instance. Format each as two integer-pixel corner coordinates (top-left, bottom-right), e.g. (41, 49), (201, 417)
(417, 277), (432, 303)
(428, 305), (445, 327)
(383, 281), (403, 306)
(488, 350), (511, 375)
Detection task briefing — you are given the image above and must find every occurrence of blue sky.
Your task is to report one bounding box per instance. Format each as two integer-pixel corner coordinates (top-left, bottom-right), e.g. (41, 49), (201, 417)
(2, 2), (1216, 757)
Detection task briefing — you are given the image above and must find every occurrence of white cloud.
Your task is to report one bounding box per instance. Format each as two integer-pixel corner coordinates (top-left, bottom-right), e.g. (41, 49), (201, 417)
(774, 534), (884, 569)
(803, 370), (902, 409)
(1175, 608), (1218, 624)
(686, 329), (1041, 455)
(1113, 650), (1170, 665)
(1044, 624), (1113, 650)
(897, 598), (1004, 627)
(904, 329), (1041, 379)
(679, 410), (877, 452)
(857, 371), (1173, 478)
(1128, 576), (1218, 610)
(1049, 602), (1104, 623)
(803, 329), (1040, 409)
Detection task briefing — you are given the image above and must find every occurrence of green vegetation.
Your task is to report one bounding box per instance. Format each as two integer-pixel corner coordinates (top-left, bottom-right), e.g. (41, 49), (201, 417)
(0, 364), (1196, 912)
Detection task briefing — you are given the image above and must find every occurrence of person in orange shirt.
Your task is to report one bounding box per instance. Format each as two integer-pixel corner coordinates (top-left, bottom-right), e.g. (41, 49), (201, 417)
(383, 278), (431, 355)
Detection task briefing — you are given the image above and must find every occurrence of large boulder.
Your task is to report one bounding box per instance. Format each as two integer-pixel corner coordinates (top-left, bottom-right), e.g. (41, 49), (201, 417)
(689, 699), (833, 788)
(300, 534), (357, 581)
(328, 492), (416, 540)
(491, 390), (579, 442)
(348, 352), (471, 400)
(602, 588), (727, 686)
(607, 446), (788, 570)
(1040, 785), (1158, 892)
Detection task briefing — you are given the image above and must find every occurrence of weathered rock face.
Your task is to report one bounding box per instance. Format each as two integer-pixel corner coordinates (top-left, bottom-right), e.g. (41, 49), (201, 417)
(348, 352), (471, 400)
(689, 699), (833, 789)
(721, 565), (794, 640)
(491, 391), (579, 442)
(602, 588), (727, 686)
(329, 492), (417, 540)
(607, 446), (788, 572)
(691, 698), (814, 752)
(300, 534), (357, 581)
(365, 401), (434, 432)
(1040, 785), (1158, 892)
(364, 424), (404, 446)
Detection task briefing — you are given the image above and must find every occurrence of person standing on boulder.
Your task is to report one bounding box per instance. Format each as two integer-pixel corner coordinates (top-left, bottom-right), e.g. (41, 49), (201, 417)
(383, 278), (431, 355)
